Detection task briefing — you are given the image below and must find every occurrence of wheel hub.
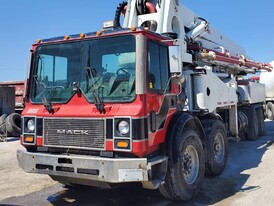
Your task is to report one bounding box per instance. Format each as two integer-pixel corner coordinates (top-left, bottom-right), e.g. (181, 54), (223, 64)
(183, 153), (192, 175)
(214, 133), (224, 163)
(182, 145), (199, 185)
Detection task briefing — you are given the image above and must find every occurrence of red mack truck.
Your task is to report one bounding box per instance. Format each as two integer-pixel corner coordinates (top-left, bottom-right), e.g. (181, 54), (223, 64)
(17, 0), (271, 201)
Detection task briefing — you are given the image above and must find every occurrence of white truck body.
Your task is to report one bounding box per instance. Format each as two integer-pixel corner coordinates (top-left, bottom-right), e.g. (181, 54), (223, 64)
(259, 61), (274, 119)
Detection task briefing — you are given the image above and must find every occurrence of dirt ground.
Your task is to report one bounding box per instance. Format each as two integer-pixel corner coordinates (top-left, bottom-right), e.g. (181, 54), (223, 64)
(0, 139), (56, 201)
(0, 120), (274, 206)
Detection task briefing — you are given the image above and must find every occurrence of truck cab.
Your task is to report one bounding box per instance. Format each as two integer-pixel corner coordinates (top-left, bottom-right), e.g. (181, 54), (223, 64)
(18, 27), (179, 190)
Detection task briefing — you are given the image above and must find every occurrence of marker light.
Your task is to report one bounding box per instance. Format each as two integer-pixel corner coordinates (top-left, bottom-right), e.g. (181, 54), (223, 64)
(64, 35), (70, 40)
(116, 140), (129, 148)
(25, 135), (34, 143)
(80, 33), (85, 38)
(36, 39), (41, 43)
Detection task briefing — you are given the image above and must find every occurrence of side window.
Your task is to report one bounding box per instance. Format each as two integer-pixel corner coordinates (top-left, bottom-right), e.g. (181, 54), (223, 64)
(159, 45), (169, 90)
(148, 41), (170, 92)
(148, 42), (161, 90)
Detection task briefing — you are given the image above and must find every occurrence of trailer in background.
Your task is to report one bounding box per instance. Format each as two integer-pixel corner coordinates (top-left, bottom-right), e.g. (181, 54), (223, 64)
(0, 81), (24, 140)
(0, 80), (25, 113)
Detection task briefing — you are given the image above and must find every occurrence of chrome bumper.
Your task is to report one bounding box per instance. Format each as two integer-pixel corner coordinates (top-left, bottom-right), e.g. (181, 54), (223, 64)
(16, 149), (149, 183)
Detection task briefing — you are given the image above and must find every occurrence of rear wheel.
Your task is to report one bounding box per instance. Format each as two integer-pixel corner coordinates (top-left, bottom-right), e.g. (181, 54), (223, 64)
(159, 128), (205, 201)
(257, 107), (265, 136)
(201, 119), (228, 176)
(246, 108), (260, 141)
(266, 102), (274, 120)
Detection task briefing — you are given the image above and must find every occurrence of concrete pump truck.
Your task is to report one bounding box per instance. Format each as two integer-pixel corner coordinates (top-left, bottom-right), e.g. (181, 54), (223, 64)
(17, 0), (271, 201)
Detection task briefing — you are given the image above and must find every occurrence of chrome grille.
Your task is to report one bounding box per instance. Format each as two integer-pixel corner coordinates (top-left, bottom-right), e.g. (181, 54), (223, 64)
(43, 118), (105, 150)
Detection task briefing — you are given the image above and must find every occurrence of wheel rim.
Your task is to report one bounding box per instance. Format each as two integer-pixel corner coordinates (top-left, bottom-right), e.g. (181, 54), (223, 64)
(267, 108), (272, 120)
(182, 145), (199, 185)
(214, 132), (225, 163)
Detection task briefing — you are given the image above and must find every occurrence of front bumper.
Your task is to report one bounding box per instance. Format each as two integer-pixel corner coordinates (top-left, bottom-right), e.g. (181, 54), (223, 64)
(16, 149), (149, 183)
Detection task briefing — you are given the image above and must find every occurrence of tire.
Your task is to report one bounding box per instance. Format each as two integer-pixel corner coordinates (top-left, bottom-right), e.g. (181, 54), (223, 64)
(0, 114), (7, 124)
(257, 107), (265, 136)
(201, 119), (228, 176)
(158, 168), (176, 199)
(246, 108), (260, 141)
(266, 102), (274, 120)
(6, 113), (21, 137)
(159, 128), (205, 201)
(0, 114), (7, 135)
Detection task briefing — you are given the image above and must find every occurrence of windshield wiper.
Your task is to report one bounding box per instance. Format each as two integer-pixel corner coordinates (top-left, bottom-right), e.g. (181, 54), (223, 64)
(33, 75), (54, 114)
(85, 45), (105, 114)
(86, 67), (105, 114)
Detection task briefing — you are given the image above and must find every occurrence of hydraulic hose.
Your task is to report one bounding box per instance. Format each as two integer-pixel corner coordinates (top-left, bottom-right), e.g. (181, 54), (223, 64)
(114, 1), (128, 29)
(136, 0), (157, 15)
(136, 0), (146, 15)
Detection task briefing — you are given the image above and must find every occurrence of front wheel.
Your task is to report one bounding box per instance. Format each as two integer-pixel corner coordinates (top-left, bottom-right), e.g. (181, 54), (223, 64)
(159, 128), (205, 201)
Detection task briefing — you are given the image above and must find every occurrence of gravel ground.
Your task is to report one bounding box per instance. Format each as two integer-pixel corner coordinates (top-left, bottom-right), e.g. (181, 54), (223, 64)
(0, 120), (274, 205)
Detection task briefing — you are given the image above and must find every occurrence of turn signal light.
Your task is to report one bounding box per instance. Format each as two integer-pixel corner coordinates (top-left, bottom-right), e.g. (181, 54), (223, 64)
(116, 141), (129, 148)
(25, 136), (34, 143)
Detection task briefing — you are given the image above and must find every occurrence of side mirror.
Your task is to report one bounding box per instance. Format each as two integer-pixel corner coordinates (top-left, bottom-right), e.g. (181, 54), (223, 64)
(169, 45), (182, 74)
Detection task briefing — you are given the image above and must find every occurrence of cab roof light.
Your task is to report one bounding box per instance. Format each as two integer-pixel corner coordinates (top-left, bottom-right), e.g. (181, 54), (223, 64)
(35, 39), (42, 44)
(80, 33), (86, 38)
(64, 35), (70, 40)
(103, 20), (114, 30)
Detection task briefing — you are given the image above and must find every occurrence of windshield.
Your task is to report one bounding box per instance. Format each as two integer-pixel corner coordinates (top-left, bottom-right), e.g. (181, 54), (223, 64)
(30, 35), (136, 104)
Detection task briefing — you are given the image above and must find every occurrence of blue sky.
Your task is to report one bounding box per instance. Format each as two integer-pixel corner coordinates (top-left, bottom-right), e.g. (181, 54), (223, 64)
(0, 0), (273, 82)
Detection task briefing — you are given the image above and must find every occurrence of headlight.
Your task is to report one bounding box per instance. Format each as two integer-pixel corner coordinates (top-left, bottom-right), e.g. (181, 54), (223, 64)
(27, 119), (35, 132)
(118, 120), (129, 135)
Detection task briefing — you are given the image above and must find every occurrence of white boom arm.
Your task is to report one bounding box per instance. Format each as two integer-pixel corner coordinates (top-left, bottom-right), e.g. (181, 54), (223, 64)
(120, 0), (268, 137)
(122, 0), (271, 72)
(123, 0), (245, 61)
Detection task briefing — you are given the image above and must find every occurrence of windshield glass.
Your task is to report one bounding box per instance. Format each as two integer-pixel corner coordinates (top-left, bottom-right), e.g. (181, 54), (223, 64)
(30, 35), (136, 103)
